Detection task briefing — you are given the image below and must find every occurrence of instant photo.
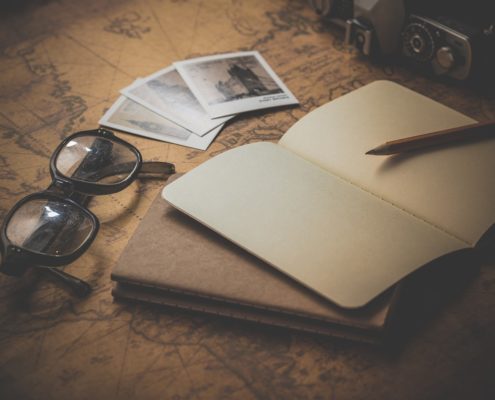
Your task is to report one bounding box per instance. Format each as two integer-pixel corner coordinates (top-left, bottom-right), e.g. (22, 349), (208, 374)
(121, 68), (232, 136)
(175, 51), (298, 118)
(99, 96), (222, 150)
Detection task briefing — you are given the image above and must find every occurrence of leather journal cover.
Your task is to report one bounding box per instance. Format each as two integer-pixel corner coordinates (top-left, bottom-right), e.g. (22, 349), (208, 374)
(111, 176), (400, 343)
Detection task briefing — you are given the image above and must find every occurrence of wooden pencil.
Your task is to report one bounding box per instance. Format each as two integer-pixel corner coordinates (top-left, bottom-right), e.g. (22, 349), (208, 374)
(366, 120), (495, 155)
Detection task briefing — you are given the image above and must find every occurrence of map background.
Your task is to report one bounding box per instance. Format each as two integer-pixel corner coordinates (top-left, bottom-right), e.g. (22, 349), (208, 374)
(0, 1), (494, 399)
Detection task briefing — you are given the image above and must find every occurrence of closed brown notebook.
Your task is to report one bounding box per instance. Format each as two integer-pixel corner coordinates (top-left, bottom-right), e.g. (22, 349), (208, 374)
(111, 175), (400, 343)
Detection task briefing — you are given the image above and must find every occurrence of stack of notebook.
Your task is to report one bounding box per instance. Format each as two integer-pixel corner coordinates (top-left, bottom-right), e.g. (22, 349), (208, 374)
(112, 182), (399, 343)
(111, 81), (495, 342)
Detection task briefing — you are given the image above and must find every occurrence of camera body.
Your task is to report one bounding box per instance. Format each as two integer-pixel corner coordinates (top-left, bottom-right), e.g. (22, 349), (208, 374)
(309, 0), (495, 81)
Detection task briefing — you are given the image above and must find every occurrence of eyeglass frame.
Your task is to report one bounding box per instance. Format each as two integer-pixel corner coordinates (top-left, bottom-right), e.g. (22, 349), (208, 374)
(0, 128), (175, 292)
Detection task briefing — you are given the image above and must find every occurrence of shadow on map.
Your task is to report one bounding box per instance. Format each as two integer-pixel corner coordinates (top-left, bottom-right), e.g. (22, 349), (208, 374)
(386, 247), (483, 352)
(0, 0), (53, 14)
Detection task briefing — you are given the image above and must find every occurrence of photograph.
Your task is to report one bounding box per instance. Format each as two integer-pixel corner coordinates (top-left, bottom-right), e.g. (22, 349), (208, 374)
(175, 51), (298, 118)
(98, 96), (223, 150)
(121, 68), (232, 136)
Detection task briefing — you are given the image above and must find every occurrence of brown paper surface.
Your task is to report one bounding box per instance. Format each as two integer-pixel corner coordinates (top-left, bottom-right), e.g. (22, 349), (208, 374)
(112, 175), (397, 337)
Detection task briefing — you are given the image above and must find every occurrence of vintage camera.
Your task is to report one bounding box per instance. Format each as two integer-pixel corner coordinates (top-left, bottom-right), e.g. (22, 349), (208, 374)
(309, 0), (495, 81)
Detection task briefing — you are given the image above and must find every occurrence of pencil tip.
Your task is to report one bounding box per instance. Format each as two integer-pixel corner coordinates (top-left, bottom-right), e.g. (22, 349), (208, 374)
(365, 144), (389, 155)
(365, 149), (380, 155)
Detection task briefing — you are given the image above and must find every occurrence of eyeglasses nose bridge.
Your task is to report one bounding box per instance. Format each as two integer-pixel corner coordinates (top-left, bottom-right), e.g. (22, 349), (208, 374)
(97, 128), (114, 138)
(52, 178), (75, 196)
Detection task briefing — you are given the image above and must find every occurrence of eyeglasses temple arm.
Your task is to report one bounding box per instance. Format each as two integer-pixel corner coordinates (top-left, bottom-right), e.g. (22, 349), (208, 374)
(74, 161), (175, 184)
(41, 160), (175, 296)
(20, 216), (94, 297)
(42, 161), (175, 295)
(41, 267), (93, 297)
(65, 161), (175, 206)
(139, 161), (175, 176)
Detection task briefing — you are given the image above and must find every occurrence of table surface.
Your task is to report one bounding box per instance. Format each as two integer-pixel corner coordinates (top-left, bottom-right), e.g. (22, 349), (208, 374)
(1, 1), (494, 399)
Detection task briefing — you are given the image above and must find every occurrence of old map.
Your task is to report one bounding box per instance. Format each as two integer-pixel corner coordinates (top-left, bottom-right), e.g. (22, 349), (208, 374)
(1, 1), (494, 399)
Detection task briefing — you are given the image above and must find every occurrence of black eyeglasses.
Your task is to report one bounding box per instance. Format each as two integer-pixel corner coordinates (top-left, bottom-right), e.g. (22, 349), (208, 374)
(0, 128), (175, 296)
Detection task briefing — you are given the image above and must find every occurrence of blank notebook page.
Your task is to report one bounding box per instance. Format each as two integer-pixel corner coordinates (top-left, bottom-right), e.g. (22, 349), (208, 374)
(279, 80), (495, 245)
(163, 142), (465, 308)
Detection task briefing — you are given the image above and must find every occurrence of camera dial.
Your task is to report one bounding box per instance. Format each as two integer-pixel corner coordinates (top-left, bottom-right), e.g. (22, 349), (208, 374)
(310, 1), (490, 81)
(402, 21), (436, 62)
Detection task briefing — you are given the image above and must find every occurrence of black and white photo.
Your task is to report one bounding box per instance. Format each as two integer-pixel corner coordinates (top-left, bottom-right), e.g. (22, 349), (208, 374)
(175, 51), (298, 118)
(99, 96), (222, 150)
(121, 67), (232, 136)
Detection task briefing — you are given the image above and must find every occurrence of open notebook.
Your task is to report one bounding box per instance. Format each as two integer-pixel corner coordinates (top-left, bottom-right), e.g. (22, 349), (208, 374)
(163, 81), (495, 309)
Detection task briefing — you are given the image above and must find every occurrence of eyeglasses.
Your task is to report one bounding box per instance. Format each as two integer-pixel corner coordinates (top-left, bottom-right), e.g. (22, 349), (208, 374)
(0, 128), (175, 296)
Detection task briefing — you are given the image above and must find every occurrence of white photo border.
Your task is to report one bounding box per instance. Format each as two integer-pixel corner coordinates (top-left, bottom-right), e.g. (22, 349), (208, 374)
(121, 67), (232, 136)
(99, 96), (223, 151)
(174, 51), (299, 118)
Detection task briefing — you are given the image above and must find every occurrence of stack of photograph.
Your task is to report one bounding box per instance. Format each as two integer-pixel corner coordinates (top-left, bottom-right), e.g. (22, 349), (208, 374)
(99, 51), (298, 150)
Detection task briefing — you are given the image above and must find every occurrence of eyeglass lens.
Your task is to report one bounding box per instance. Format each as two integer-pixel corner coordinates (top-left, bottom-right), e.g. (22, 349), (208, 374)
(6, 199), (94, 257)
(55, 135), (138, 184)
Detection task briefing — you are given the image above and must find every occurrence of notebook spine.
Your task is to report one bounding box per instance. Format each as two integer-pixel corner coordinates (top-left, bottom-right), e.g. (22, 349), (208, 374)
(111, 285), (382, 344)
(112, 277), (386, 333)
